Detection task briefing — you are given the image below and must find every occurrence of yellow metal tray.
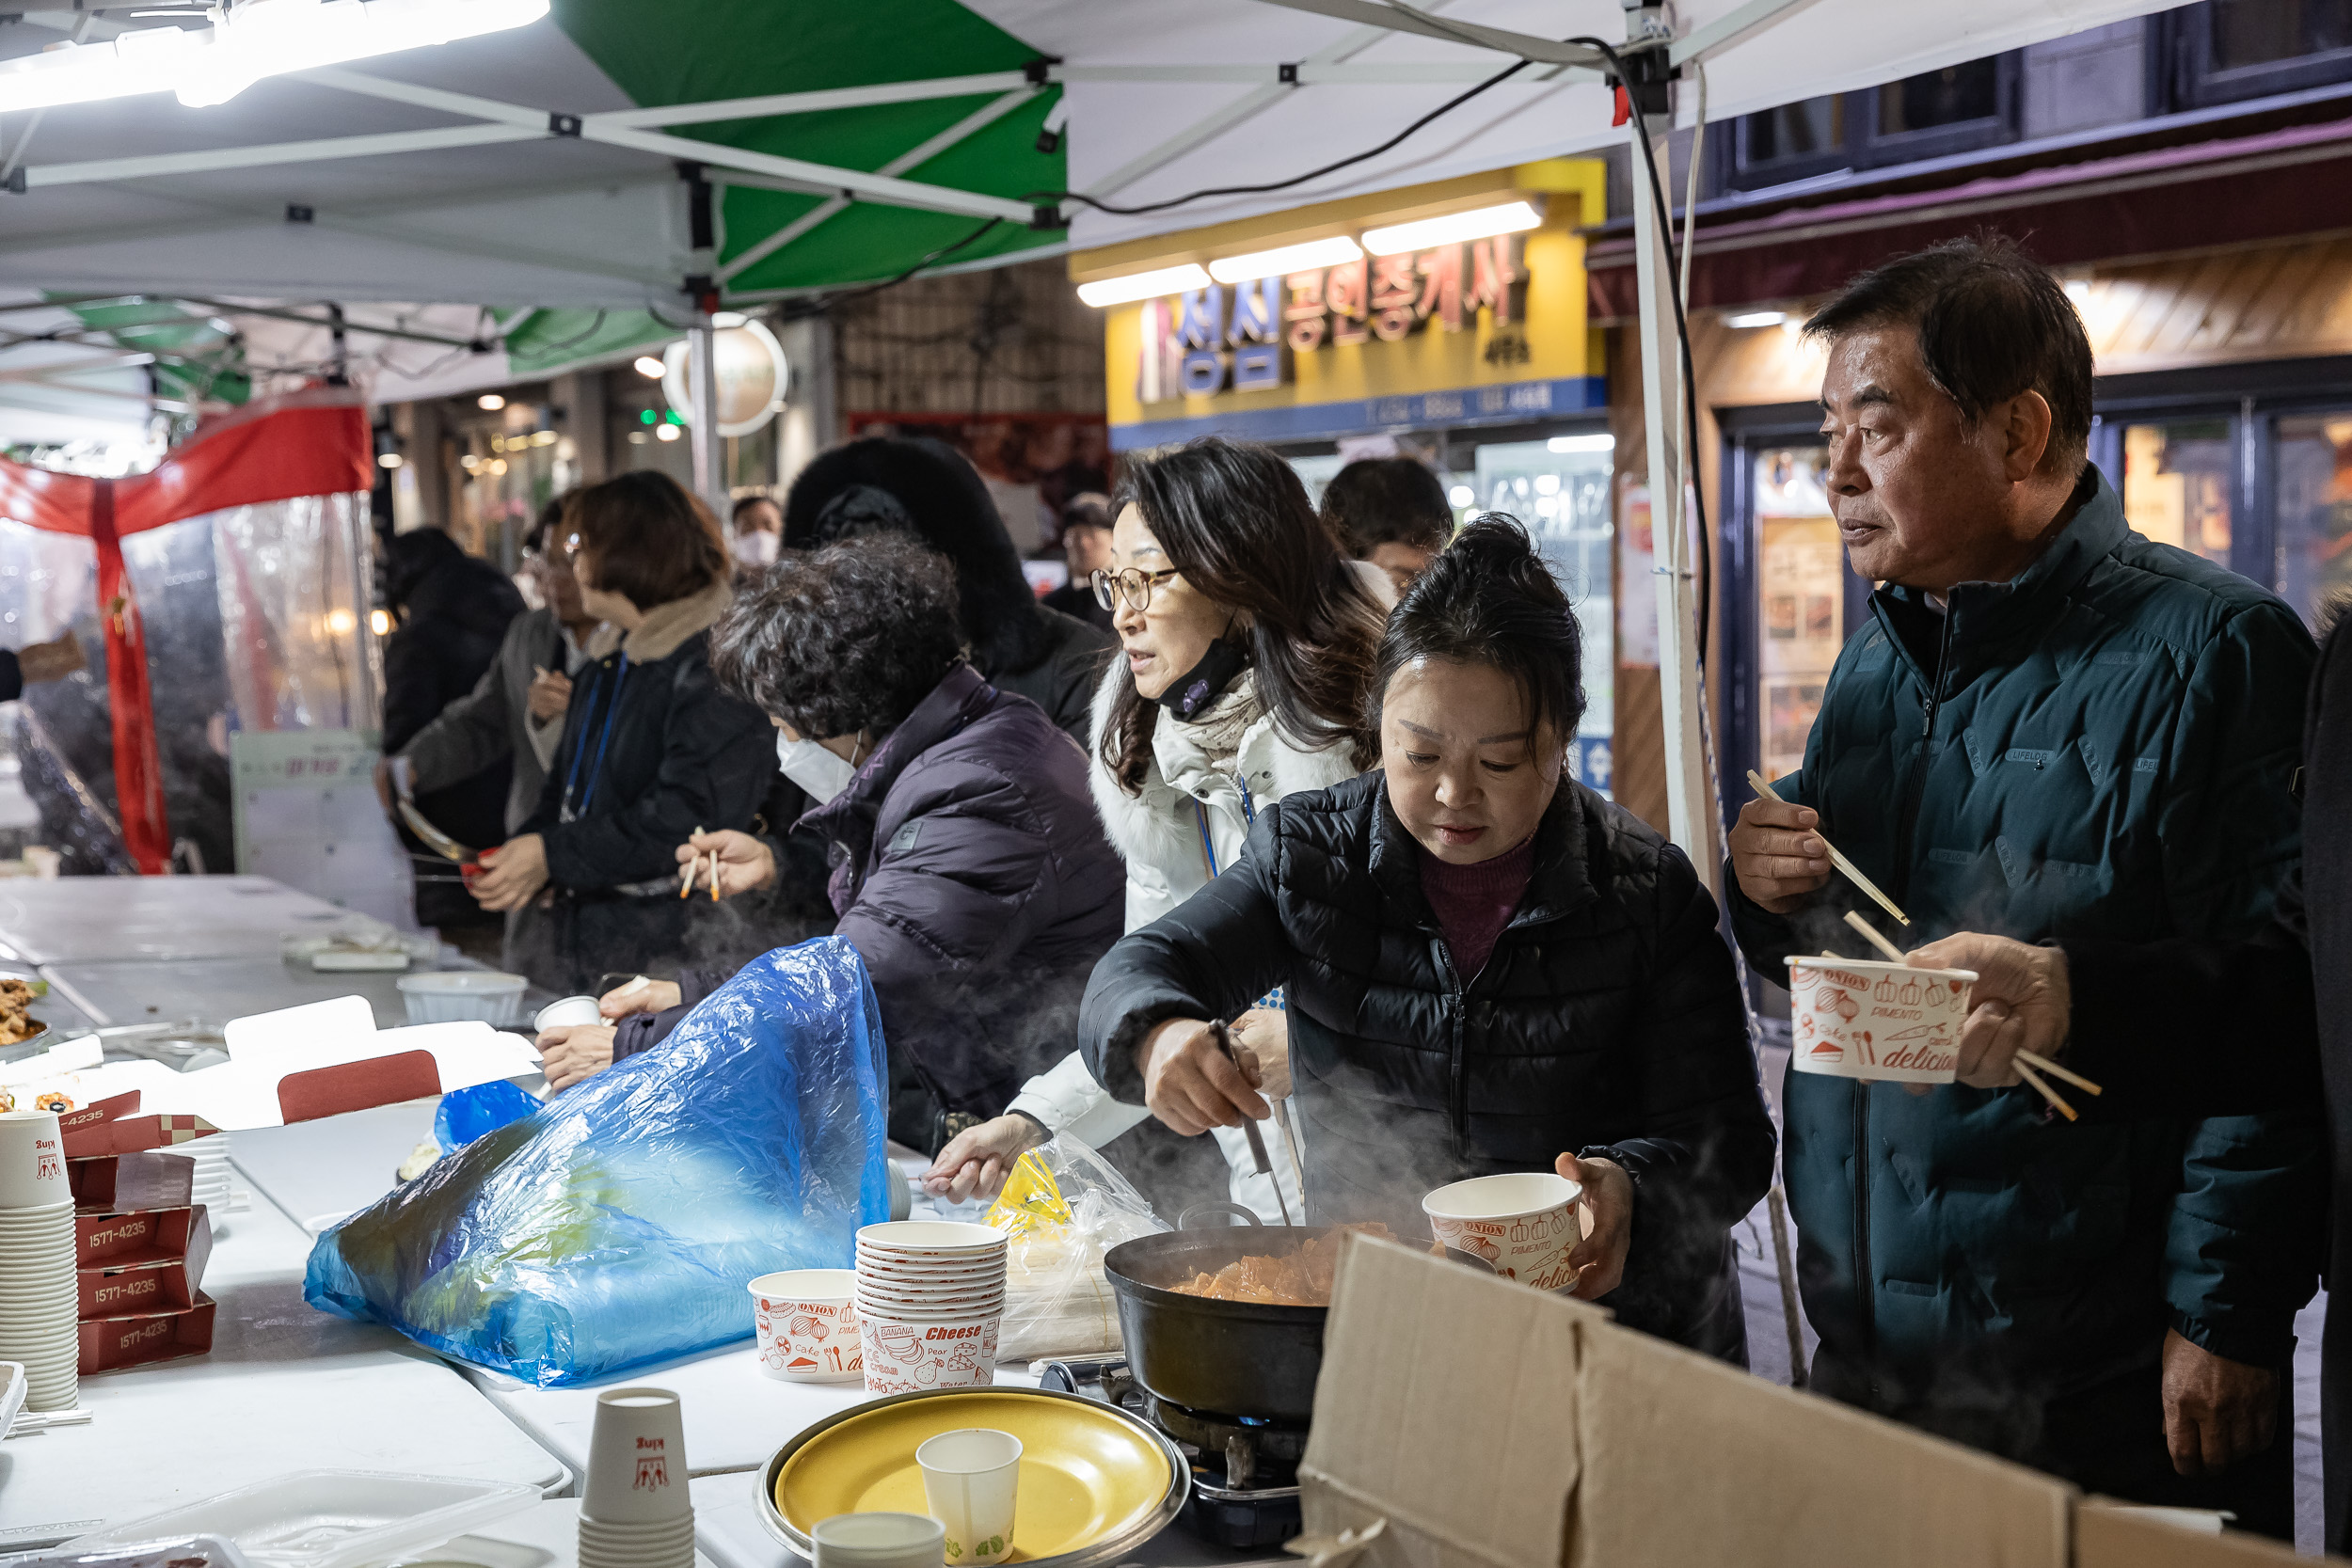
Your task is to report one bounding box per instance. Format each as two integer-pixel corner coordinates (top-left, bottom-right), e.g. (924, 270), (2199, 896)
(759, 1386), (1189, 1567)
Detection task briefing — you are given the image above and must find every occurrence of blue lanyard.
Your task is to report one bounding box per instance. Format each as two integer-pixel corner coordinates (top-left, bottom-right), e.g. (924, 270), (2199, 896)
(560, 652), (629, 819)
(1193, 773), (1256, 879)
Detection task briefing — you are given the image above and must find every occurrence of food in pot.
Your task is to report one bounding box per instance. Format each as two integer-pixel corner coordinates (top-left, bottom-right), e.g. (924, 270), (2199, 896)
(0, 976), (38, 1044)
(1168, 1223), (1398, 1307)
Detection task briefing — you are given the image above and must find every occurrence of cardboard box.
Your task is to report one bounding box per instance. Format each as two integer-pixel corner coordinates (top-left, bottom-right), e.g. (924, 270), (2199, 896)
(1302, 1235), (1599, 1568)
(77, 1291), (216, 1372)
(2074, 1499), (2309, 1566)
(63, 1111), (220, 1159)
(77, 1254), (200, 1320)
(75, 1204), (210, 1270)
(68, 1148), (195, 1212)
(1305, 1239), (2072, 1568)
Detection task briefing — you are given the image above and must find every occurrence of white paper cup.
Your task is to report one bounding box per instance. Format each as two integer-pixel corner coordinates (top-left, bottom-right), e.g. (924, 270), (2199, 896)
(1784, 957), (1977, 1084)
(578, 1513), (695, 1568)
(535, 994), (606, 1031)
(0, 1113), (67, 1210)
(918, 1428), (1022, 1567)
(856, 1289), (1007, 1315)
(812, 1512), (947, 1568)
(749, 1269), (862, 1383)
(582, 1386), (691, 1524)
(861, 1310), (1000, 1396)
(1422, 1172), (1585, 1290)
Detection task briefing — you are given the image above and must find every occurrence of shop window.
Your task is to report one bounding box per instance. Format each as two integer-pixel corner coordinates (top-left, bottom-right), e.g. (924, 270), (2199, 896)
(2121, 420), (2233, 571)
(1752, 449), (1842, 783)
(1718, 56), (2019, 193)
(2166, 0), (2352, 106)
(1469, 438), (1616, 795)
(2275, 412), (2352, 628)
(1878, 59), (2003, 136)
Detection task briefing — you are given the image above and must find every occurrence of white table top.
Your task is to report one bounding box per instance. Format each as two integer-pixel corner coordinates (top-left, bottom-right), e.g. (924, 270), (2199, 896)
(0, 876), (355, 965)
(230, 1100), (443, 1234)
(0, 1175), (568, 1553)
(401, 1497), (720, 1568)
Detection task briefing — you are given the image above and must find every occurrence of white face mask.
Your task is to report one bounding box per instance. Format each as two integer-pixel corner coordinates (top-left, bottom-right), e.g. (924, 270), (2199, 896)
(732, 530), (781, 567)
(776, 730), (856, 804)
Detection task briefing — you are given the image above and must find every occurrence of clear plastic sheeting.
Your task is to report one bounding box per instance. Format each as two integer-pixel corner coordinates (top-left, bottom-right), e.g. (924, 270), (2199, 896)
(208, 492), (381, 735)
(304, 937), (894, 1387)
(120, 515), (236, 873)
(0, 521), (129, 874)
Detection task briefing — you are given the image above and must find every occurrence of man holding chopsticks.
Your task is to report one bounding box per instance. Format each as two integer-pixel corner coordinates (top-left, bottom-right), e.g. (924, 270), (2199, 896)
(1724, 236), (2322, 1539)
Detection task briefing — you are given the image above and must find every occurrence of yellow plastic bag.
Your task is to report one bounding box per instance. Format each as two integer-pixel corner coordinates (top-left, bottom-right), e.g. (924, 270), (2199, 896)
(980, 1136), (1165, 1360)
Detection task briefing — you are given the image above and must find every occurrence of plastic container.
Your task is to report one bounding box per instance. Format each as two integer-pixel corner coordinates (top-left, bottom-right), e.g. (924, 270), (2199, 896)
(2, 1535), (255, 1567)
(394, 973), (529, 1027)
(59, 1471), (540, 1568)
(0, 1358), (24, 1440)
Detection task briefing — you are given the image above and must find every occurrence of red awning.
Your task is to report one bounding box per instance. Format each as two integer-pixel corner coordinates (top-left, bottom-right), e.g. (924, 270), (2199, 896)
(1586, 114), (2352, 321)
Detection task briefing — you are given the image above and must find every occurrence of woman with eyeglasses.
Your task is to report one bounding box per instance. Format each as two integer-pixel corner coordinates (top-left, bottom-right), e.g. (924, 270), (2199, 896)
(924, 436), (1395, 1217)
(468, 471), (776, 993)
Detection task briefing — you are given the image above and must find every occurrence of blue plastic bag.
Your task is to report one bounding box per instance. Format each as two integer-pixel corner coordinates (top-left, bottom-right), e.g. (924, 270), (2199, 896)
(433, 1079), (541, 1154)
(304, 937), (891, 1386)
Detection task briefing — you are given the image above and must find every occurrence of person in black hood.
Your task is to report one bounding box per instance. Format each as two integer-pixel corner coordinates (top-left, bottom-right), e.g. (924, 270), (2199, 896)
(380, 527), (525, 928)
(782, 436), (1113, 740)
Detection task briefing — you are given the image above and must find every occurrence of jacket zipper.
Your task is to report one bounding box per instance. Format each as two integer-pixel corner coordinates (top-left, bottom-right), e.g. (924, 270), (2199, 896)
(1855, 609), (1955, 1399)
(1435, 936), (1469, 1162)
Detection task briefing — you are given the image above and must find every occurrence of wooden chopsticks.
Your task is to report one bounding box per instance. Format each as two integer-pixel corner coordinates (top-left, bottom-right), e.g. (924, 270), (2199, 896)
(1838, 910), (2103, 1120)
(678, 824), (719, 901)
(1748, 770), (1911, 928)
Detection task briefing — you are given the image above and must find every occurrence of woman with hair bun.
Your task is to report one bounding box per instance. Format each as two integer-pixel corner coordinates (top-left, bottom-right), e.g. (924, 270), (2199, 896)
(1076, 515), (1776, 1361)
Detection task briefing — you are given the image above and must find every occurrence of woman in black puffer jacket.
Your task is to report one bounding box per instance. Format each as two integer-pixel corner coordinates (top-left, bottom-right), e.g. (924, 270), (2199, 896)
(1080, 517), (1775, 1360)
(469, 472), (775, 993)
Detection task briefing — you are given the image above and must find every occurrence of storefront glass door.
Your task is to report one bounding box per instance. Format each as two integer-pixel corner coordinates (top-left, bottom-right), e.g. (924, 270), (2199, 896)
(2120, 419), (2234, 570)
(2276, 412), (2352, 621)
(1752, 448), (1845, 783)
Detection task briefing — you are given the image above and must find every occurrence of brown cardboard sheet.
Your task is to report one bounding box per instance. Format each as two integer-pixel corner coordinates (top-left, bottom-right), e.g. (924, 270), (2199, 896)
(1575, 1317), (2071, 1568)
(2074, 1499), (2311, 1566)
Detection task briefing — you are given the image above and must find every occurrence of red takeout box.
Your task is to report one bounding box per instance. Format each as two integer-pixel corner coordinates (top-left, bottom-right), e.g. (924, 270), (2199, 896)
(78, 1254), (201, 1320)
(75, 1204), (210, 1271)
(79, 1292), (217, 1372)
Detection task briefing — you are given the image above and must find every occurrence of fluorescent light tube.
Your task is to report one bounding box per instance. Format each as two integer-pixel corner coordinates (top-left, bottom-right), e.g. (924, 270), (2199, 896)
(1207, 236), (1362, 284)
(1361, 200), (1541, 256)
(1076, 263), (1214, 308)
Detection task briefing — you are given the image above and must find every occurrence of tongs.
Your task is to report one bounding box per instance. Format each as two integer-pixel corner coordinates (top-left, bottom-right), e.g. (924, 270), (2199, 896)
(397, 796), (476, 863)
(1211, 1020), (1293, 1226)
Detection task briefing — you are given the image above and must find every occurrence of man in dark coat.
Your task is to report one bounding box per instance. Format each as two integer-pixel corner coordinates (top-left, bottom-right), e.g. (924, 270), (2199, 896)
(1915, 594), (2351, 1545)
(782, 436), (1113, 741)
(1725, 238), (2322, 1535)
(380, 528), (524, 929)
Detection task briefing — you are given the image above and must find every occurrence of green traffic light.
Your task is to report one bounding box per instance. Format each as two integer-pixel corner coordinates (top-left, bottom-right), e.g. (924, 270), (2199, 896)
(640, 409), (657, 425)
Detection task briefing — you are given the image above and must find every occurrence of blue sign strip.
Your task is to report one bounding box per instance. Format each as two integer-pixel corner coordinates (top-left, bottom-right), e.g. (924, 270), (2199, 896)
(1108, 375), (1608, 451)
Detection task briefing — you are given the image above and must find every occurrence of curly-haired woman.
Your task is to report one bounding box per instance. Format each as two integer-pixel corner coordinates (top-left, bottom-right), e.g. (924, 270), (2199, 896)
(539, 533), (1124, 1151)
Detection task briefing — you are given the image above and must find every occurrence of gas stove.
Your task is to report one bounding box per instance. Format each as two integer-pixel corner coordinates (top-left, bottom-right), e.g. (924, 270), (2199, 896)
(1037, 1357), (1308, 1549)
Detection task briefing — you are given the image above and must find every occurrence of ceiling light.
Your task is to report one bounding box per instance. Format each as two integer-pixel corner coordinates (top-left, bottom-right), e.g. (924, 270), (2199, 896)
(1448, 485), (1474, 508)
(654, 423), (681, 442)
(477, 393), (505, 411)
(531, 430), (557, 446)
(2064, 277), (2092, 302)
(1076, 263), (1213, 309)
(368, 609), (392, 636)
(488, 457), (508, 475)
(325, 609), (358, 637)
(1207, 237), (1362, 285)
(633, 356), (666, 378)
(1361, 200), (1541, 257)
(0, 0), (549, 115)
(376, 451), (403, 468)
(1724, 309), (1787, 329)
(1547, 434), (1615, 454)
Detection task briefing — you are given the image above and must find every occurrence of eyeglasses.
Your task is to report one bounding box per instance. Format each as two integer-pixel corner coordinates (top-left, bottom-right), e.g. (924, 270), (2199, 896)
(1091, 565), (1184, 613)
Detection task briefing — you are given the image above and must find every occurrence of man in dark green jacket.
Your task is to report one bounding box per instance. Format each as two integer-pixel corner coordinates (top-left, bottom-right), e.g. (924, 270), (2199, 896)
(1726, 238), (2322, 1538)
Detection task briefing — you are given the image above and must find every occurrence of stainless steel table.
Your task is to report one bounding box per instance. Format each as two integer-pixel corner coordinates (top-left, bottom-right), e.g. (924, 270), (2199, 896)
(40, 955), (429, 1031)
(0, 875), (355, 964)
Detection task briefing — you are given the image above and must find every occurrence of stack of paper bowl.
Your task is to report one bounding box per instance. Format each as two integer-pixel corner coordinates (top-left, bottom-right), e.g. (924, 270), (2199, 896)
(578, 1386), (693, 1568)
(0, 1110), (77, 1413)
(854, 1221), (1008, 1396)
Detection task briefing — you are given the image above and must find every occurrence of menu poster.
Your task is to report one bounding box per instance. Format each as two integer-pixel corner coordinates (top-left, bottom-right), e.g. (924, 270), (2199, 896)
(230, 730), (415, 927)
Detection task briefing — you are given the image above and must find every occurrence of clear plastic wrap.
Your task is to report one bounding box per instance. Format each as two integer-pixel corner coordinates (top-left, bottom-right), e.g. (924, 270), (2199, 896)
(304, 937), (891, 1386)
(983, 1137), (1167, 1361)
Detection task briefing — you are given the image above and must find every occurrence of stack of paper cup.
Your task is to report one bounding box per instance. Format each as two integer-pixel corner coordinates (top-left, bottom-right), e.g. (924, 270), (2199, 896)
(578, 1386), (694, 1568)
(183, 1133), (234, 1214)
(811, 1513), (946, 1568)
(0, 1110), (77, 1413)
(854, 1221), (1007, 1396)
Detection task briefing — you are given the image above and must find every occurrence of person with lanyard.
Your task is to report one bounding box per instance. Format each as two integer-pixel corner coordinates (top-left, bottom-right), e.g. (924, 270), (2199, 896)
(924, 436), (1398, 1220)
(469, 471), (774, 995)
(539, 534), (1121, 1157)
(1074, 516), (1773, 1357)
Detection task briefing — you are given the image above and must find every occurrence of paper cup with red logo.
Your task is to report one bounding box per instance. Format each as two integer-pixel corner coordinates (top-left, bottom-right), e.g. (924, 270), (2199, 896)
(582, 1386), (691, 1525)
(1422, 1172), (1585, 1291)
(859, 1307), (1002, 1396)
(1785, 957), (1976, 1085)
(856, 1220), (1007, 1260)
(748, 1269), (862, 1383)
(0, 1111), (69, 1211)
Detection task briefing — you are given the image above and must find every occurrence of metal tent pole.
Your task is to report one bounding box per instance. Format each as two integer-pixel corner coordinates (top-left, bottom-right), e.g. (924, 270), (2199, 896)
(688, 315), (725, 518)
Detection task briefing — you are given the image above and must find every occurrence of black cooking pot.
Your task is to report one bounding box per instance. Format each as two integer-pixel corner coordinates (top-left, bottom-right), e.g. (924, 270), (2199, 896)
(1104, 1205), (1492, 1421)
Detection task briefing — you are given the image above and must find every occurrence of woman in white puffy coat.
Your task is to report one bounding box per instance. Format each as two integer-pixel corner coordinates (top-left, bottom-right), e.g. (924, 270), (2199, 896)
(926, 437), (1394, 1220)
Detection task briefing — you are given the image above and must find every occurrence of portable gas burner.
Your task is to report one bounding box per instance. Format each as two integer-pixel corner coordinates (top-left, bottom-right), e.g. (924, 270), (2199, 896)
(1038, 1358), (1307, 1549)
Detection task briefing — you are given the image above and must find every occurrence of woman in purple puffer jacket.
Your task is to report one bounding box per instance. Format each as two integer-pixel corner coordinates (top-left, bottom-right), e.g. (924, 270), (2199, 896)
(534, 533), (1124, 1153)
